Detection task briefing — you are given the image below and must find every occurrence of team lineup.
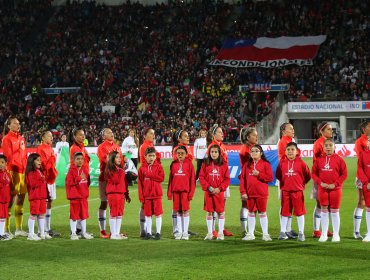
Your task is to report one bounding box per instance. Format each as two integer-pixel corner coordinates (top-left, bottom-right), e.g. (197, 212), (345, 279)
(1, 116), (370, 243)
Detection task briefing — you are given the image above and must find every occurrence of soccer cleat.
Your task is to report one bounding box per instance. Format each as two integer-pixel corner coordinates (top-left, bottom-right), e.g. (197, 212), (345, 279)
(286, 231), (298, 239)
(262, 234), (272, 241)
(40, 233), (52, 240)
(362, 234), (370, 242)
(145, 233), (153, 240)
(181, 233), (189, 240)
(27, 233), (41, 241)
(70, 233), (79, 240)
(4, 232), (14, 240)
(242, 233), (255, 241)
(119, 233), (128, 239)
(217, 233), (225, 240)
(110, 234), (124, 240)
(223, 229), (233, 236)
(298, 233), (305, 242)
(155, 233), (161, 240)
(174, 232), (182, 240)
(331, 234), (340, 242)
(312, 230), (321, 238)
(278, 232), (288, 240)
(327, 231), (333, 237)
(15, 229), (28, 237)
(81, 233), (94, 240)
(318, 234), (328, 242)
(353, 232), (363, 239)
(100, 230), (110, 239)
(212, 230), (218, 238)
(140, 230), (146, 238)
(204, 233), (213, 240)
(0, 235), (12, 241)
(188, 230), (197, 236)
(47, 230), (61, 237)
(241, 231), (247, 238)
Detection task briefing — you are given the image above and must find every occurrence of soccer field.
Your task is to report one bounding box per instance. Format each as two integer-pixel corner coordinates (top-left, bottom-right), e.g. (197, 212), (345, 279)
(2, 158), (370, 280)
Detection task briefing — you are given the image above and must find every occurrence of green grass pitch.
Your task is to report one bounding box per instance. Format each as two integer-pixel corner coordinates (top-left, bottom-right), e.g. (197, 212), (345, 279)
(2, 158), (370, 280)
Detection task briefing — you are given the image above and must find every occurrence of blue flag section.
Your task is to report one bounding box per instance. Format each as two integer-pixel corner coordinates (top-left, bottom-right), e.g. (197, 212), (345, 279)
(228, 150), (279, 186)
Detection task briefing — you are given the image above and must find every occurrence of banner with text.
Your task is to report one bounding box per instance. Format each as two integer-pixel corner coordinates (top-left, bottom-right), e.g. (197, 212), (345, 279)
(288, 101), (370, 113)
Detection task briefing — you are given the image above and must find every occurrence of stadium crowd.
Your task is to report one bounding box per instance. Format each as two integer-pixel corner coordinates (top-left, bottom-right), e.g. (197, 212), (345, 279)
(0, 0), (368, 145)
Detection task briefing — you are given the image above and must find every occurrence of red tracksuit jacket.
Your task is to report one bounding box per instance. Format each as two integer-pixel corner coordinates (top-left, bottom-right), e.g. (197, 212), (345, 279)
(357, 150), (370, 186)
(70, 143), (91, 172)
(97, 140), (123, 182)
(0, 170), (12, 203)
(276, 156), (311, 192)
(167, 158), (196, 200)
(37, 143), (58, 184)
(239, 144), (252, 168)
(105, 167), (128, 195)
(26, 170), (48, 201)
(199, 161), (230, 192)
(138, 161), (164, 202)
(1, 131), (27, 173)
(65, 165), (90, 200)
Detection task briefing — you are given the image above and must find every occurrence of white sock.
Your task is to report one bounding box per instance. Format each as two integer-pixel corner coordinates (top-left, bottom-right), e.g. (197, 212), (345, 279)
(176, 213), (183, 234)
(70, 220), (77, 234)
(145, 216), (152, 235)
(280, 216), (288, 232)
(172, 210), (178, 233)
(38, 216), (45, 235)
(156, 216), (162, 234)
(116, 217), (122, 235)
(212, 212), (217, 231)
(80, 219), (87, 234)
(248, 214), (256, 234)
(287, 216), (292, 232)
(183, 214), (190, 234)
(240, 207), (248, 232)
(206, 216), (213, 234)
(321, 209), (329, 236)
(218, 214), (225, 234)
(366, 208), (370, 235)
(313, 206), (321, 231)
(98, 209), (106, 231)
(0, 219), (5, 235)
(139, 208), (146, 233)
(109, 217), (117, 236)
(354, 208), (363, 234)
(260, 213), (268, 235)
(297, 215), (305, 234)
(331, 210), (340, 236)
(45, 208), (51, 232)
(28, 216), (36, 235)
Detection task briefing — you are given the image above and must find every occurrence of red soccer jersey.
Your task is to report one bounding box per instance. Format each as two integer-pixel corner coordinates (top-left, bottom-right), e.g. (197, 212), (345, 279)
(139, 140), (161, 164)
(97, 140), (123, 181)
(312, 153), (348, 190)
(37, 143), (58, 184)
(138, 161), (164, 202)
(278, 136), (293, 161)
(26, 170), (48, 201)
(313, 136), (326, 163)
(1, 131), (27, 173)
(167, 158), (196, 200)
(276, 156), (311, 192)
(65, 165), (90, 200)
(172, 144), (194, 161)
(199, 161), (230, 192)
(207, 140), (228, 164)
(70, 142), (91, 172)
(239, 144), (252, 168)
(239, 160), (273, 198)
(354, 134), (369, 158)
(0, 169), (12, 203)
(357, 150), (370, 186)
(105, 167), (128, 195)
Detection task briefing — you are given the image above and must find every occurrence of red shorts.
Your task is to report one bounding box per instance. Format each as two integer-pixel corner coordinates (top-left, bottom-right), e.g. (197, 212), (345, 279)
(318, 187), (342, 209)
(203, 192), (225, 213)
(247, 197), (267, 213)
(30, 199), (47, 215)
(363, 186), (370, 207)
(107, 193), (125, 217)
(70, 199), (89, 220)
(281, 190), (306, 217)
(241, 200), (248, 209)
(143, 198), (163, 216)
(172, 192), (190, 212)
(0, 203), (9, 219)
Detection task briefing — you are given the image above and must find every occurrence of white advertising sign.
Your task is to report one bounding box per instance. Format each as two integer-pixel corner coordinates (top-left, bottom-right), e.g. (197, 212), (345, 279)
(288, 101), (370, 113)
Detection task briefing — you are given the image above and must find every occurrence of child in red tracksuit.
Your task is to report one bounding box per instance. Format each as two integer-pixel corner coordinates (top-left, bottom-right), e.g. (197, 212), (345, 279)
(312, 138), (347, 243)
(168, 146), (196, 240)
(276, 142), (311, 242)
(357, 138), (370, 242)
(105, 151), (131, 240)
(25, 153), (50, 241)
(199, 144), (230, 241)
(66, 152), (92, 240)
(239, 145), (273, 242)
(138, 147), (165, 240)
(0, 155), (12, 241)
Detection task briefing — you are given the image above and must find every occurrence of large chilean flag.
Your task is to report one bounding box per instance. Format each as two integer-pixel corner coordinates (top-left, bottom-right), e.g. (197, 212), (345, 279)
(210, 35), (326, 68)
